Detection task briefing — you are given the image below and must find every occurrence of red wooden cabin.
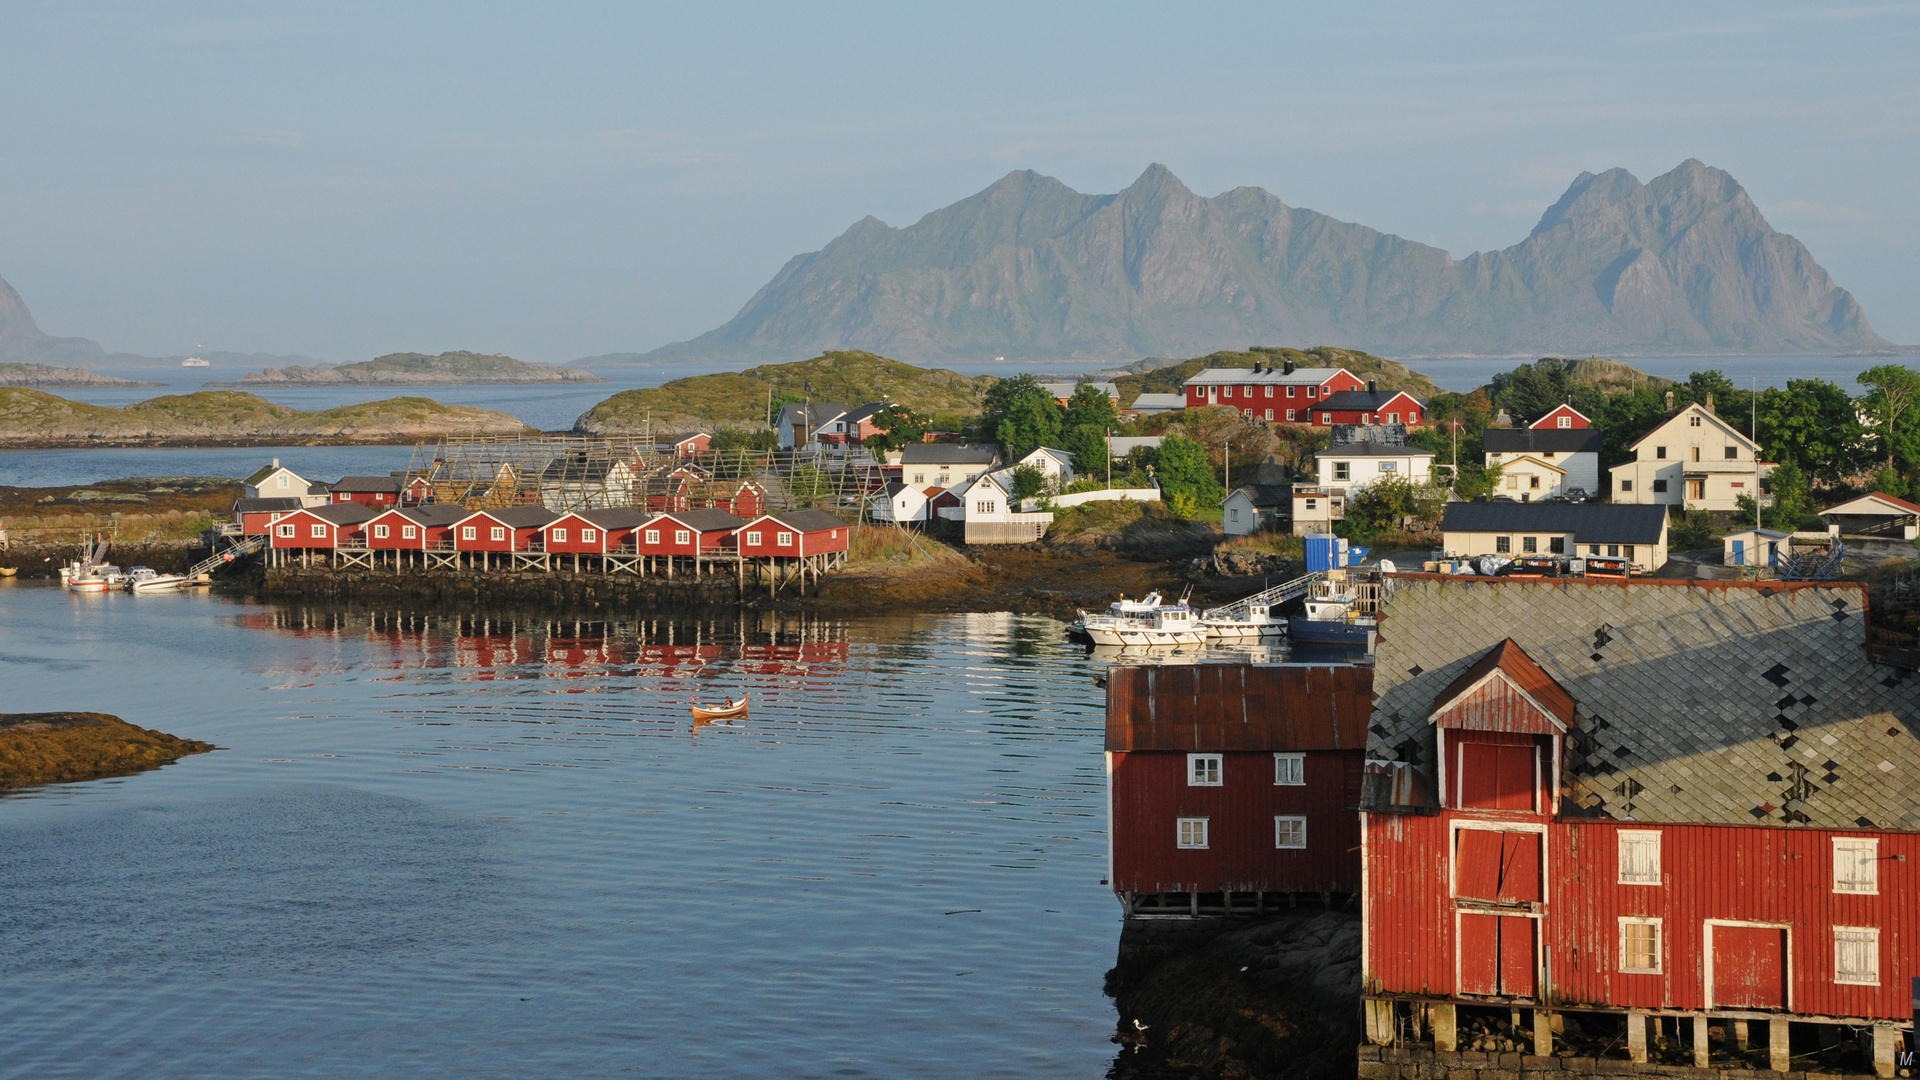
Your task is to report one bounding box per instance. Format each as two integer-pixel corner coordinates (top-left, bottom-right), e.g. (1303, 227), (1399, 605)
(329, 475), (403, 507)
(655, 432), (711, 460)
(1183, 364), (1365, 411)
(634, 510), (746, 557)
(365, 505), (467, 550)
(541, 508), (649, 555)
(1306, 386), (1425, 427)
(267, 503), (376, 566)
(400, 475), (434, 505)
(698, 479), (765, 518)
(1105, 663), (1373, 915)
(735, 511), (850, 559)
(1358, 576), (1920, 1071)
(1530, 404), (1592, 430)
(453, 506), (558, 553)
(234, 496), (304, 536)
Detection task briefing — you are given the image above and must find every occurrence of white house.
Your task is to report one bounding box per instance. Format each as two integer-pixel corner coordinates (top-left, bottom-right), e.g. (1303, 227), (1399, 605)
(945, 471), (1053, 545)
(1609, 401), (1771, 512)
(1482, 426), (1602, 498)
(1223, 484), (1290, 536)
(1012, 446), (1076, 487)
(898, 443), (1001, 490)
(1723, 527), (1794, 569)
(242, 460), (330, 507)
(1439, 502), (1671, 574)
(1314, 441), (1435, 491)
(869, 482), (933, 524)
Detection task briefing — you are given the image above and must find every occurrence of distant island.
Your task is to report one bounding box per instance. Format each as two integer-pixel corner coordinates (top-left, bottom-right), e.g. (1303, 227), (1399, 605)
(625, 159), (1896, 365)
(0, 363), (162, 389)
(0, 388), (536, 447)
(208, 350), (607, 387)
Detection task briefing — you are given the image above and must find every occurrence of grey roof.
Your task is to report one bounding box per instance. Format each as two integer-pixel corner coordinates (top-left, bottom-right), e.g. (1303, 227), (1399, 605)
(331, 475), (404, 493)
(777, 402), (848, 427)
(770, 510), (849, 533)
(574, 507), (651, 530)
(1369, 577), (1920, 830)
(1317, 441), (1434, 459)
(381, 504), (469, 527)
(1440, 501), (1668, 544)
(233, 497), (304, 513)
(1226, 483), (1292, 508)
(843, 402), (890, 424)
(652, 509), (748, 532)
(1317, 389), (1421, 412)
(1184, 367), (1348, 387)
(1483, 428), (1604, 455)
(900, 443), (999, 466)
(309, 502), (377, 525)
(1128, 393), (1187, 412)
(469, 506), (560, 528)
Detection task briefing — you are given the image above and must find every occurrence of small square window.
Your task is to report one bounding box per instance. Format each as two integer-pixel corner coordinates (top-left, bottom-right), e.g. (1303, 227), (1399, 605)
(311, 523), (327, 538)
(1689, 414), (1702, 427)
(745, 531), (762, 546)
(374, 524), (389, 539)
(1264, 387), (1273, 398)
(1495, 536), (1511, 553)
(1177, 817), (1209, 849)
(1549, 537), (1565, 554)
(552, 528), (567, 542)
(490, 527), (506, 542)
(777, 532), (794, 547)
(1188, 754), (1222, 786)
(1620, 480), (1633, 492)
(462, 526), (476, 540)
(1618, 830), (1661, 885)
(1834, 837), (1878, 894)
(1307, 386), (1317, 398)
(1305, 499), (1317, 510)
(1319, 413), (1331, 424)
(644, 529), (660, 545)
(1652, 479), (1667, 493)
(1522, 536), (1538, 553)
(1507, 475), (1519, 490)
(1380, 461), (1397, 473)
(402, 525), (417, 539)
(1834, 926), (1879, 985)
(1229, 508), (1240, 521)
(675, 530), (692, 545)
(1529, 475), (1540, 489)
(1557, 416), (1572, 429)
(1619, 918), (1661, 973)
(1273, 753), (1304, 785)
(1655, 446), (1667, 459)
(1588, 544), (1600, 556)
(582, 529), (596, 543)
(1287, 387), (1296, 398)
(1333, 462), (1350, 481)
(1725, 446), (1738, 459)
(1607, 544), (1619, 557)
(1275, 816), (1306, 849)
(277, 524), (295, 538)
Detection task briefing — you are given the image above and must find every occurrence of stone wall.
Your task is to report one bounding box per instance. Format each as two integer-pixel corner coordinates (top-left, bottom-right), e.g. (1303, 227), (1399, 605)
(1357, 1044), (1891, 1080)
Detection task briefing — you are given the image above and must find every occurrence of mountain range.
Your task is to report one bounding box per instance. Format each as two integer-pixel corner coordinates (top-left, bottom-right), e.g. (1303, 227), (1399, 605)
(636, 160), (1893, 363)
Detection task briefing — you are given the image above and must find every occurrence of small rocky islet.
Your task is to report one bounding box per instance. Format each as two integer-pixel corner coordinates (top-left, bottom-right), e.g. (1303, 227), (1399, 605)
(0, 712), (214, 790)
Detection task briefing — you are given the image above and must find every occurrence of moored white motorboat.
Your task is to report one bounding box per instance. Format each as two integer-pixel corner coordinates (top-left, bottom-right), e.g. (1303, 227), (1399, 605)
(1200, 598), (1288, 639)
(1083, 602), (1205, 646)
(1067, 592), (1165, 641)
(128, 568), (189, 592)
(1286, 578), (1377, 646)
(66, 568), (112, 592)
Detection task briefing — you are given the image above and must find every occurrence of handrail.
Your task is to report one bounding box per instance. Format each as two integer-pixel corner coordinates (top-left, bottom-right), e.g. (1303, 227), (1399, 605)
(1200, 572), (1321, 621)
(186, 534), (267, 577)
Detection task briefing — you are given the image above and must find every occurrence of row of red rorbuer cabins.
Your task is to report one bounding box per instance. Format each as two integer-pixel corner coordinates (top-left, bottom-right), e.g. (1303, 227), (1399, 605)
(1105, 577), (1918, 1076)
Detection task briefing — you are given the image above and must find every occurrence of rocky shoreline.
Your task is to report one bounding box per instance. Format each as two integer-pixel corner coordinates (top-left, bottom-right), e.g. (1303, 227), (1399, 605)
(0, 712), (214, 790)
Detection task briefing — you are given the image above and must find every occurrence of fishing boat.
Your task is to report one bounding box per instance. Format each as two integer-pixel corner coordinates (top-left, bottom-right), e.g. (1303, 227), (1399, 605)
(66, 566), (113, 592)
(1199, 597), (1287, 640)
(1083, 601), (1205, 647)
(1066, 592), (1165, 642)
(126, 567), (189, 592)
(1286, 578), (1377, 647)
(690, 695), (749, 720)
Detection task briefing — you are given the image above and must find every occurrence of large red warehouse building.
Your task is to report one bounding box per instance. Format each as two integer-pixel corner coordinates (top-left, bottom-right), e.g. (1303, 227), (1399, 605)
(1359, 576), (1919, 1073)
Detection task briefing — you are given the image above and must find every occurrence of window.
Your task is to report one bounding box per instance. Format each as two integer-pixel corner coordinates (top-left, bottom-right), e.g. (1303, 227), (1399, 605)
(582, 529), (596, 543)
(1529, 476), (1540, 489)
(644, 529), (661, 545)
(462, 526), (476, 541)
(1522, 536), (1538, 553)
(276, 523), (295, 538)
(1229, 508), (1240, 522)
(1386, 412), (1400, 424)
(1607, 544), (1619, 556)
(1543, 452), (1555, 459)
(1286, 409), (1296, 421)
(1187, 754), (1222, 786)
(1264, 409), (1273, 421)
(374, 524), (389, 539)
(552, 528), (567, 542)
(1689, 414), (1701, 427)
(1275, 816), (1307, 849)
(1549, 537), (1565, 554)
(1834, 837), (1878, 893)
(1177, 818), (1209, 849)
(1273, 753), (1304, 785)
(277, 474), (289, 488)
(1620, 480), (1633, 492)
(1305, 499), (1317, 510)
(1495, 536), (1511, 553)
(1243, 409), (1253, 418)
(1319, 413), (1331, 424)
(1507, 475), (1519, 490)
(1557, 416), (1572, 429)
(745, 531), (762, 546)
(912, 473), (925, 484)
(490, 527), (506, 542)
(1307, 386), (1317, 398)
(1264, 386), (1273, 398)
(1618, 830), (1661, 884)
(976, 500), (996, 514)
(402, 525), (417, 539)
(1380, 461), (1397, 473)
(1332, 462), (1350, 481)
(1410, 411), (1420, 422)
(1652, 479), (1667, 493)
(1623, 545), (1634, 561)
(1656, 446), (1667, 459)
(1834, 927), (1880, 985)
(1725, 446), (1738, 459)
(1287, 386), (1296, 398)
(1224, 386), (1234, 398)
(1618, 918), (1661, 973)
(311, 523), (327, 538)
(1692, 446), (1701, 462)
(675, 530), (692, 545)
(1588, 544), (1600, 556)
(777, 532), (794, 547)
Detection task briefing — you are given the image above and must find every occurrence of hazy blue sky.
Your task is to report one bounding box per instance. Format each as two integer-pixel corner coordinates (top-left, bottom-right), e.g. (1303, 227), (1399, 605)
(2, 2), (1916, 362)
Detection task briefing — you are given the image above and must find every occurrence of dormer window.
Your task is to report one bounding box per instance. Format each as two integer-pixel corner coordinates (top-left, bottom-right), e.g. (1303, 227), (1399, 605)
(1557, 417), (1571, 429)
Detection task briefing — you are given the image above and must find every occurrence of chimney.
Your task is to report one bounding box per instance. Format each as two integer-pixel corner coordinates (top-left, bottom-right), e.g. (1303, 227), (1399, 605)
(1284, 361), (1295, 375)
(1252, 362), (1262, 374)
(1704, 392), (1715, 415)
(1664, 390), (1674, 413)
(1367, 379), (1377, 394)
(272, 457), (280, 468)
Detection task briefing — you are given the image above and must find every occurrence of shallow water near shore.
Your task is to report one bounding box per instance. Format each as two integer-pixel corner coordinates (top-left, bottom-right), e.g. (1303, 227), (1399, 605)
(0, 584), (1123, 1078)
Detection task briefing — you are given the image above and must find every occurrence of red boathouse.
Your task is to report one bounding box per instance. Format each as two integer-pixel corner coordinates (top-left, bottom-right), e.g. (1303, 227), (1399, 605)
(1358, 576), (1920, 1072)
(1106, 663), (1374, 915)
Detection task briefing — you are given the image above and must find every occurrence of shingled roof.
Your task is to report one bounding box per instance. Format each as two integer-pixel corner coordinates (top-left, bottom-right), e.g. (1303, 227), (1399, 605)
(1369, 577), (1920, 830)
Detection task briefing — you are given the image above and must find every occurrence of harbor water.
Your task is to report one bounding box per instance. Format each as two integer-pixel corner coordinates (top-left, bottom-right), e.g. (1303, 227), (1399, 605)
(0, 585), (1123, 1078)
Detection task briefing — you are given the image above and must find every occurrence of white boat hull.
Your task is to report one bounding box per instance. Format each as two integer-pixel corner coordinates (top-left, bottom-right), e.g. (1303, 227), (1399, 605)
(67, 578), (110, 593)
(130, 575), (188, 592)
(1085, 625), (1207, 647)
(1200, 620), (1287, 640)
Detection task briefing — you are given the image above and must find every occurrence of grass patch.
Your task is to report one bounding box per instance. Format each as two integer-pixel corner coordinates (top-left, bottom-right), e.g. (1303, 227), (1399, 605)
(1050, 499), (1202, 537)
(847, 524), (966, 567)
(577, 351), (994, 431)
(1216, 532), (1304, 558)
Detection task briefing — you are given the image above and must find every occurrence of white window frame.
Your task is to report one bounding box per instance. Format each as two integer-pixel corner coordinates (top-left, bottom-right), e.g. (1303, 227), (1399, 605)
(777, 532), (794, 547)
(745, 531), (762, 546)
(1558, 416), (1572, 428)
(373, 524), (389, 539)
(552, 527), (567, 543)
(675, 529), (691, 545)
(490, 526), (506, 542)
(310, 523), (327, 538)
(1618, 917), (1662, 974)
(1275, 815), (1307, 849)
(1833, 837), (1878, 894)
(276, 523), (295, 538)
(1187, 753), (1222, 787)
(1176, 817), (1209, 849)
(1617, 829), (1662, 885)
(1273, 753), (1305, 786)
(276, 474), (289, 488)
(461, 526), (476, 541)
(402, 525), (417, 539)
(644, 529), (661, 545)
(1833, 926), (1879, 986)
(581, 528), (596, 543)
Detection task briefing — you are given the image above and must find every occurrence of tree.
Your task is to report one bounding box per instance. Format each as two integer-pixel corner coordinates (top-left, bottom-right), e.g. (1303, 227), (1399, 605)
(1061, 384), (1119, 474)
(1753, 380), (1865, 484)
(861, 403), (931, 455)
(1859, 365), (1920, 471)
(1338, 476), (1445, 541)
(1155, 434), (1223, 507)
(1007, 464), (1047, 501)
(976, 374), (1062, 462)
(1063, 425), (1111, 480)
(1738, 457), (1813, 530)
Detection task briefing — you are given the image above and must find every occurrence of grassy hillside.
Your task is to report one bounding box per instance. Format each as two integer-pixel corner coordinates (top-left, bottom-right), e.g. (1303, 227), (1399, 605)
(220, 350), (604, 385)
(1113, 346), (1438, 405)
(0, 388), (534, 445)
(576, 350), (994, 432)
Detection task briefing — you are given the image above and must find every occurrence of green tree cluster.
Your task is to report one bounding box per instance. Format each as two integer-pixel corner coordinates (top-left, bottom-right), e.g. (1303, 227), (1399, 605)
(1154, 434), (1223, 518)
(860, 403), (931, 455)
(974, 376), (1118, 475)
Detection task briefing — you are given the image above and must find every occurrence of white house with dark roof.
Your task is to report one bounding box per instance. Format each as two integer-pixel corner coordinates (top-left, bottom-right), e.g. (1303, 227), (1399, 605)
(1439, 501), (1669, 572)
(1609, 402), (1771, 511)
(243, 459), (331, 507)
(1222, 483), (1289, 535)
(897, 443), (1000, 489)
(1483, 425), (1602, 497)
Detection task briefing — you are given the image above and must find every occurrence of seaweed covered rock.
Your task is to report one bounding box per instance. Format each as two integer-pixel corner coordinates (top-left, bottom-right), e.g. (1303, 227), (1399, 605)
(0, 712), (213, 789)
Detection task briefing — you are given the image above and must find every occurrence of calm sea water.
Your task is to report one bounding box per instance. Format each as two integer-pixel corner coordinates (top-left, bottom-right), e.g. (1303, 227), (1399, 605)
(0, 585), (1124, 1079)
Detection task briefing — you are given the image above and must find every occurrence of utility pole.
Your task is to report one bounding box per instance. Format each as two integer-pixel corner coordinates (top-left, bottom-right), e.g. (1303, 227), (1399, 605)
(1106, 429), (1112, 490)
(1224, 439), (1231, 495)
(1753, 378), (1761, 532)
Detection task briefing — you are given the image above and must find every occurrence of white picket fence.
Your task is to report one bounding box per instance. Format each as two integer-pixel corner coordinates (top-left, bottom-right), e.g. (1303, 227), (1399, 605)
(1020, 486), (1161, 512)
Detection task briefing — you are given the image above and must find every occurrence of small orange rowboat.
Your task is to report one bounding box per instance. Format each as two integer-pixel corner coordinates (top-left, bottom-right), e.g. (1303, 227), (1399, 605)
(690, 695), (748, 720)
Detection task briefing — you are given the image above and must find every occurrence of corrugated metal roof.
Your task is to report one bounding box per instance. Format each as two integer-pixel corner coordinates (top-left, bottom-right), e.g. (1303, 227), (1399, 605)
(233, 497), (303, 513)
(1439, 501), (1667, 544)
(1369, 577), (1920, 829)
(1431, 638), (1576, 727)
(1105, 664), (1372, 752)
(654, 509), (747, 532)
(331, 475), (403, 493)
(1317, 389), (1422, 411)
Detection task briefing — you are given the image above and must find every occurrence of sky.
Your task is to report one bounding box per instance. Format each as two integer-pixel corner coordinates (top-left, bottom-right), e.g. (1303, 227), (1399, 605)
(1, 1), (1916, 364)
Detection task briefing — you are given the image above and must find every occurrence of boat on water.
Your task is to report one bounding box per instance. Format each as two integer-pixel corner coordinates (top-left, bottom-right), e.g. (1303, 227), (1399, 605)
(0, 567), (17, 578)
(1083, 601), (1205, 647)
(181, 356), (210, 367)
(1286, 577), (1377, 647)
(1199, 597), (1287, 640)
(690, 695), (749, 720)
(1066, 592), (1166, 642)
(125, 567), (190, 592)
(66, 567), (114, 592)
